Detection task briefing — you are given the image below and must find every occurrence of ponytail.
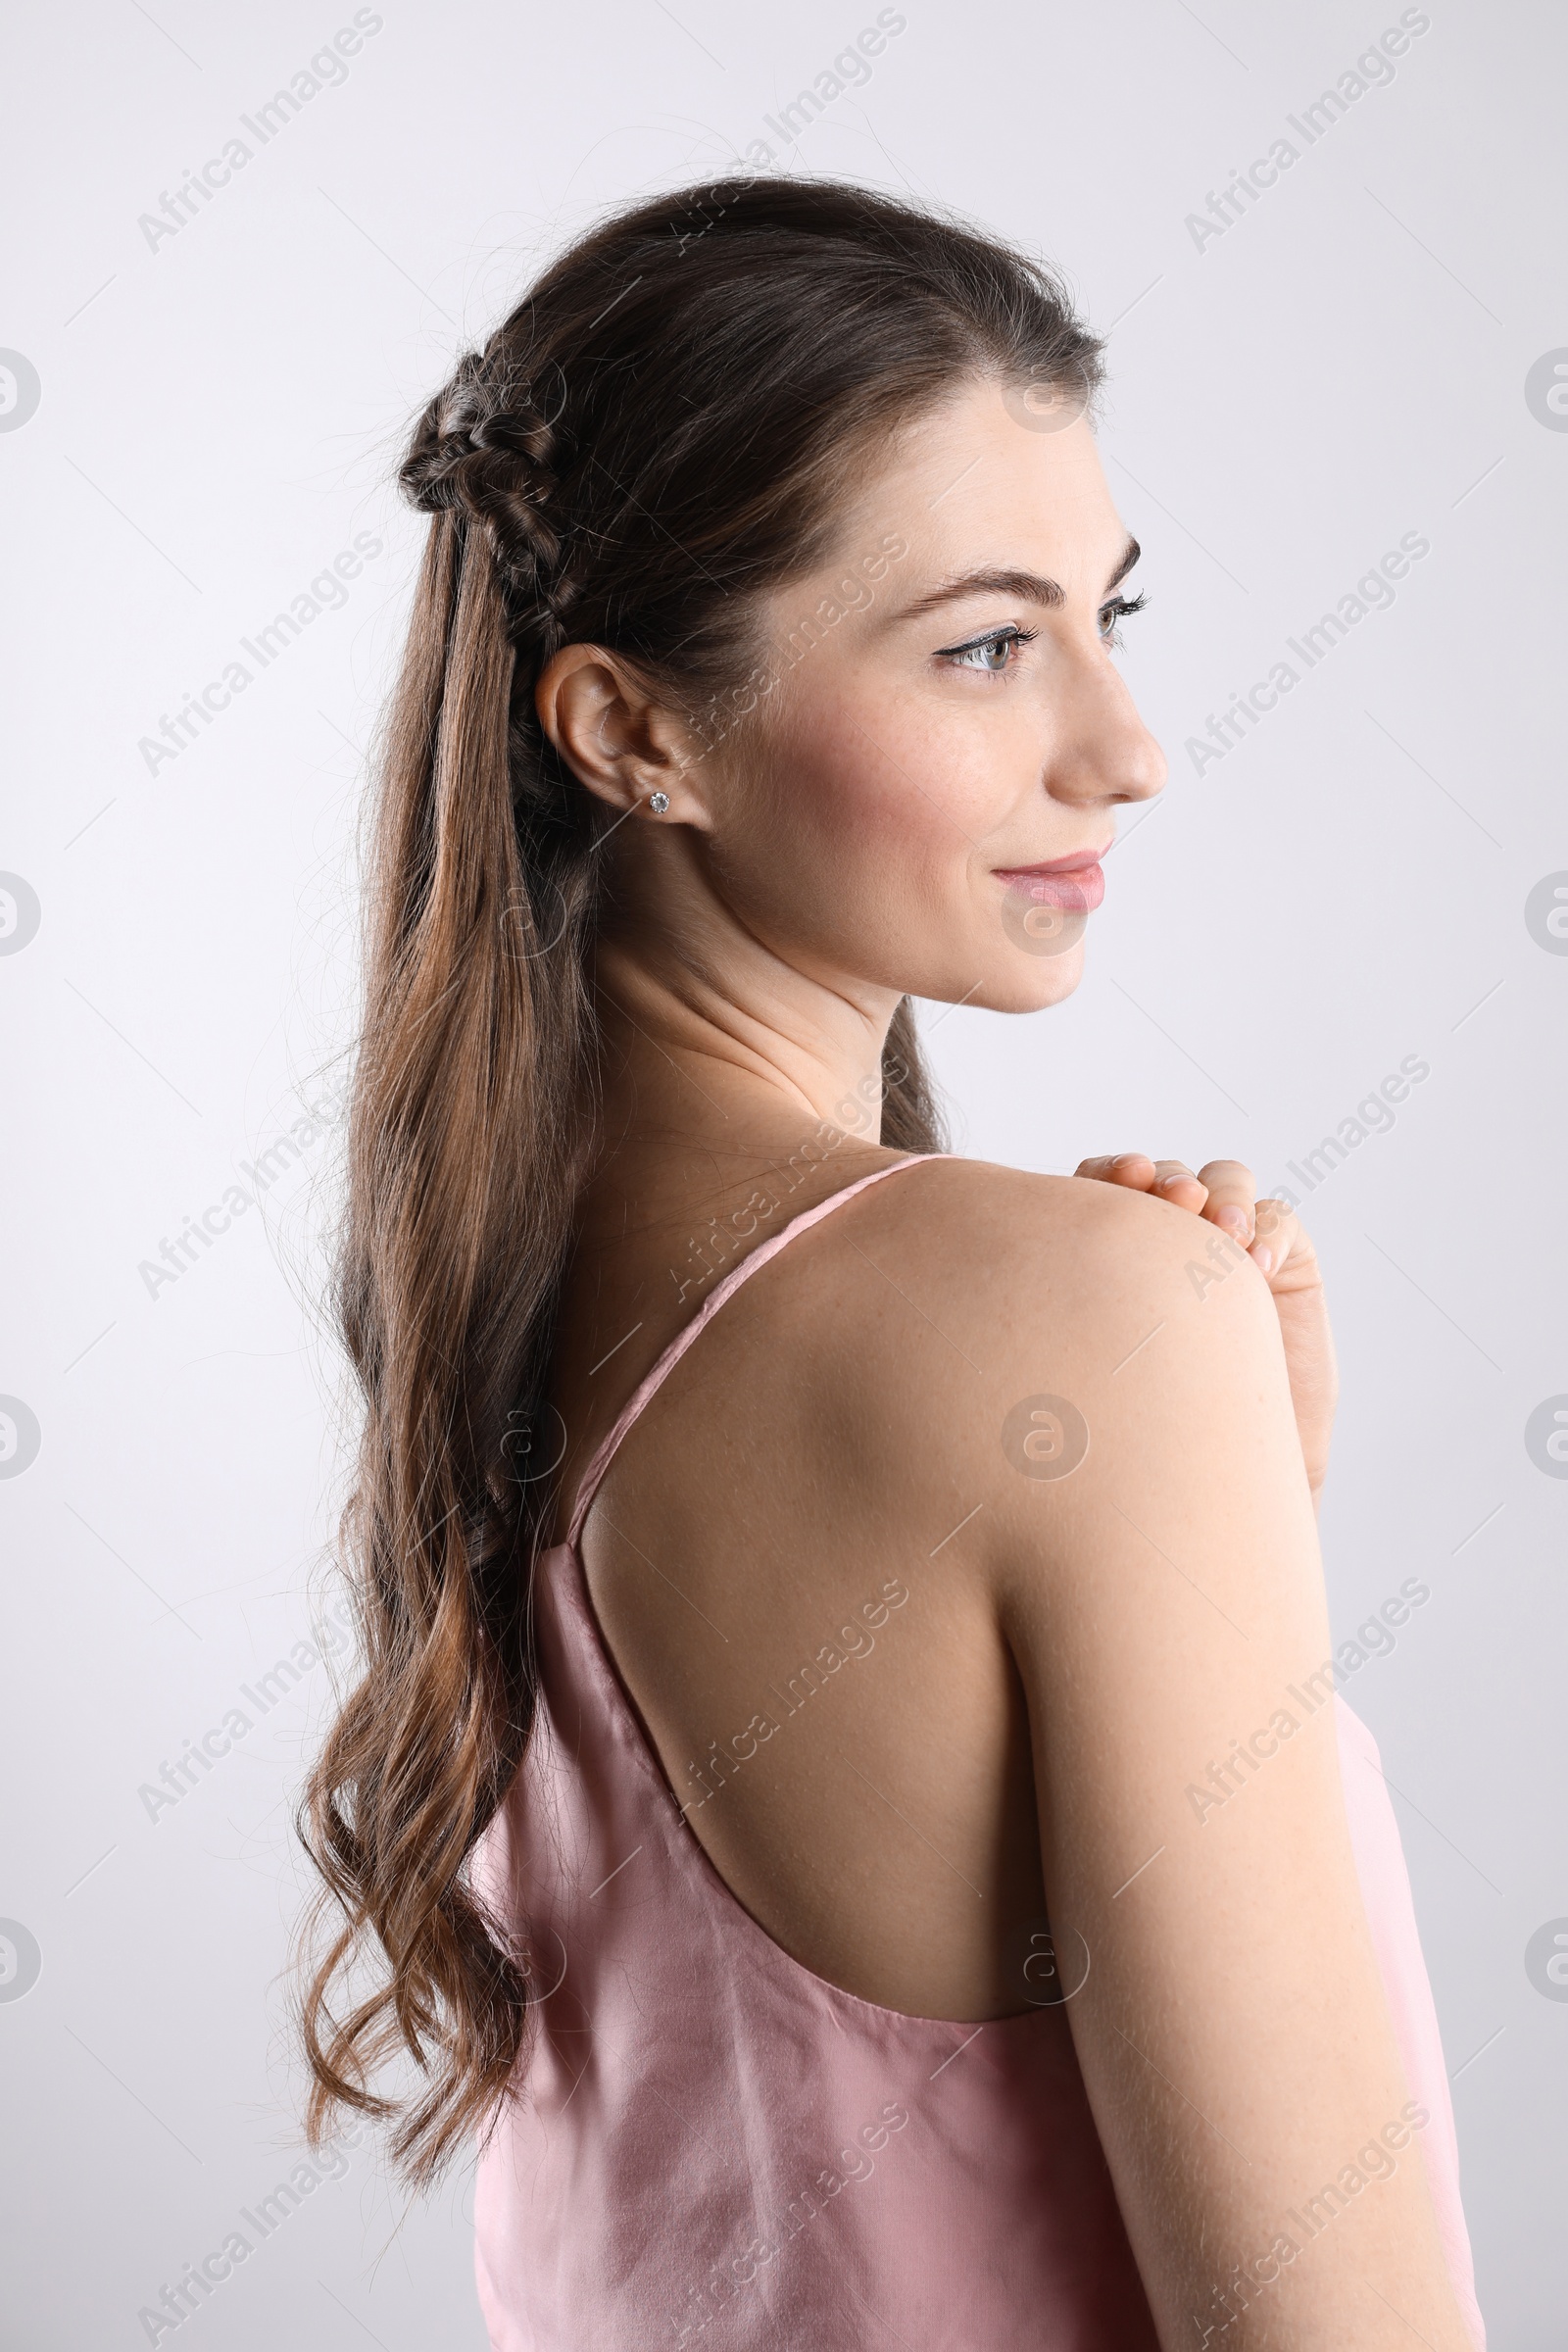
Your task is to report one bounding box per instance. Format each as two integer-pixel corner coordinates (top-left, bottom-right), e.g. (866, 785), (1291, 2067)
(298, 172), (1097, 2182)
(297, 507), (599, 2179)
(880, 998), (947, 1155)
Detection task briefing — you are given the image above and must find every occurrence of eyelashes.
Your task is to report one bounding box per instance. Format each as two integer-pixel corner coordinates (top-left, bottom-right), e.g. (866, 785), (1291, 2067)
(1098, 590), (1147, 647)
(935, 623), (1039, 674)
(935, 593), (1149, 674)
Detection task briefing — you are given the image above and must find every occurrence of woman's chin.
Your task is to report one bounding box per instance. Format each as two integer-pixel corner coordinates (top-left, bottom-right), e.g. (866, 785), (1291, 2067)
(918, 947), (1087, 1018)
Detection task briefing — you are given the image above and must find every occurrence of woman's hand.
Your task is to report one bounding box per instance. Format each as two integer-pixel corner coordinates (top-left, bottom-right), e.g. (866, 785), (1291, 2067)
(1074, 1153), (1338, 1507)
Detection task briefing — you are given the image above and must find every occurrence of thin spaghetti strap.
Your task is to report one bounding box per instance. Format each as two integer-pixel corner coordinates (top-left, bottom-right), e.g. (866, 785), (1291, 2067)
(564, 1152), (948, 1549)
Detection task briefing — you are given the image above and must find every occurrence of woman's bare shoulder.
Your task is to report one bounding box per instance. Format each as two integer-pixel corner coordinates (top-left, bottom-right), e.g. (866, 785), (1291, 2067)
(855, 1149), (1263, 1350)
(822, 1148), (1300, 1573)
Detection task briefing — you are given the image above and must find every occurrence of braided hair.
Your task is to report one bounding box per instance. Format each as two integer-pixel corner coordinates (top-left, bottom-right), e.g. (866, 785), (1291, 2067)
(400, 354), (572, 644)
(297, 174), (1102, 2183)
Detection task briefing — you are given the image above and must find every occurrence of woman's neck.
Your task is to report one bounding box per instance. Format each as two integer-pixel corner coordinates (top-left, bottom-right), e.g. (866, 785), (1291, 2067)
(584, 929), (903, 1214)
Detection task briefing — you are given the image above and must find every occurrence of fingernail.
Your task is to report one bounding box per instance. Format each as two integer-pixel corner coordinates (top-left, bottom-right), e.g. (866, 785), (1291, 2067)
(1252, 1246), (1274, 1275)
(1216, 1206), (1249, 1236)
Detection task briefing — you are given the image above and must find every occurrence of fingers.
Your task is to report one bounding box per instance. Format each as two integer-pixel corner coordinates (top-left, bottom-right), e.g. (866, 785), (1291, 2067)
(1194, 1158), (1256, 1249)
(1075, 1151), (1316, 1296)
(1075, 1155), (1288, 1256)
(1075, 1152), (1158, 1191)
(1250, 1197), (1305, 1282)
(1074, 1153), (1210, 1207)
(1149, 1158), (1208, 1213)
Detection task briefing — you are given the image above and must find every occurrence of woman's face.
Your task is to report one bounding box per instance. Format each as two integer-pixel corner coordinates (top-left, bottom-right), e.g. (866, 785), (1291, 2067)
(693, 374), (1167, 1015)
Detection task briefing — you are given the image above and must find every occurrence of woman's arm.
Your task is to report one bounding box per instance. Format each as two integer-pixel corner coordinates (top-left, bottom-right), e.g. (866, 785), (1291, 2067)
(976, 1178), (1470, 2350)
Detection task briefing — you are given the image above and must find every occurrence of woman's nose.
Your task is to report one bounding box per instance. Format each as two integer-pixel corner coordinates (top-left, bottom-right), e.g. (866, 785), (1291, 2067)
(1048, 649), (1168, 808)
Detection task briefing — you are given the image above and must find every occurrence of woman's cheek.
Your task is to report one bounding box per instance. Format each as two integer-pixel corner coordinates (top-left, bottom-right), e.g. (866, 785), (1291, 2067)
(780, 685), (995, 864)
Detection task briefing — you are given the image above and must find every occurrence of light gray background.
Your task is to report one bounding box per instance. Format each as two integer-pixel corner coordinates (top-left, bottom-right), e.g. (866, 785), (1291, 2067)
(4, 1), (1564, 2344)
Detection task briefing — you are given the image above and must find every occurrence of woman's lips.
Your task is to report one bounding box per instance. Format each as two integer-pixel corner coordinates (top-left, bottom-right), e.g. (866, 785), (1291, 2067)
(993, 855), (1106, 910)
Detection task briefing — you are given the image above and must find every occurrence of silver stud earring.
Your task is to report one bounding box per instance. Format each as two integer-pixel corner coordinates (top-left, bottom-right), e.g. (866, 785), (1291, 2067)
(649, 791), (670, 814)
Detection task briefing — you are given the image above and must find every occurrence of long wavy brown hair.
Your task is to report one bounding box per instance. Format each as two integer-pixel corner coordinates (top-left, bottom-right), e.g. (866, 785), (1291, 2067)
(296, 174), (1103, 2183)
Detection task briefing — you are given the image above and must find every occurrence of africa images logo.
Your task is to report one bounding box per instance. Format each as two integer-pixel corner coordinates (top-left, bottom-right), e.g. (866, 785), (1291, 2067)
(0, 351), (41, 432)
(0, 873), (42, 953)
(1524, 350), (1568, 432)
(1525, 1920), (1568, 2001)
(0, 1397), (42, 1480)
(1524, 1397), (1568, 1479)
(0, 1920), (42, 2002)
(1001, 1395), (1090, 1481)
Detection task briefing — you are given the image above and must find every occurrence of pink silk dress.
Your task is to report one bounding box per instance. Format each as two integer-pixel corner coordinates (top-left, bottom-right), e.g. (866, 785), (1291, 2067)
(472, 1155), (1486, 2349)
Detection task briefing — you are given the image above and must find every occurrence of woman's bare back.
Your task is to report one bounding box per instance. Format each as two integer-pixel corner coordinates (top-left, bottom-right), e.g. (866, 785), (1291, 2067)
(550, 1146), (1052, 2021)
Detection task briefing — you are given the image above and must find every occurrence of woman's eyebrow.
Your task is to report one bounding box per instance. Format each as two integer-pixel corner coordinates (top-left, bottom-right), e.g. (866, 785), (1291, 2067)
(890, 536), (1141, 623)
(1104, 534), (1141, 592)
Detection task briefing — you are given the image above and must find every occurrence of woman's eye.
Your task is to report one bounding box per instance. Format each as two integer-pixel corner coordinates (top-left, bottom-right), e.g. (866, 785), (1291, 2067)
(1098, 591), (1148, 646)
(938, 625), (1036, 674)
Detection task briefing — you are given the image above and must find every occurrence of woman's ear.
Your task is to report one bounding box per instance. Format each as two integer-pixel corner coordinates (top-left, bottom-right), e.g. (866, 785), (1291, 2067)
(535, 644), (711, 827)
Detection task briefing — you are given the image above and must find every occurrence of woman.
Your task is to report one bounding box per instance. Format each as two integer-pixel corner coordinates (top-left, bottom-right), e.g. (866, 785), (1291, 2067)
(300, 178), (1485, 2348)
